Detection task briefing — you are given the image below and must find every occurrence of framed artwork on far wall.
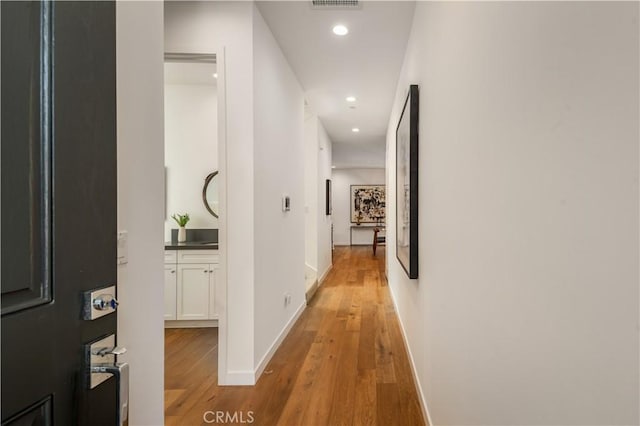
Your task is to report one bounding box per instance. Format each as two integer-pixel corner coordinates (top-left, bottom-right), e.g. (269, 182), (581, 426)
(351, 185), (386, 224)
(325, 179), (332, 215)
(396, 84), (419, 279)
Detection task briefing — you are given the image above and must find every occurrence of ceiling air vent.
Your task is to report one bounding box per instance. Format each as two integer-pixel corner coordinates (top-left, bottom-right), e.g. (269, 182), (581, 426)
(311, 0), (361, 9)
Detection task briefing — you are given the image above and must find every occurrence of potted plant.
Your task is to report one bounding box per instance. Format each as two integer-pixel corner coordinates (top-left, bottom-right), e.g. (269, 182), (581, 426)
(172, 213), (190, 242)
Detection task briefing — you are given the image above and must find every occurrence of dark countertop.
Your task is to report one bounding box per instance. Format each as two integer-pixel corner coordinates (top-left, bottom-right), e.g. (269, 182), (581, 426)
(164, 241), (219, 250)
(166, 229), (219, 250)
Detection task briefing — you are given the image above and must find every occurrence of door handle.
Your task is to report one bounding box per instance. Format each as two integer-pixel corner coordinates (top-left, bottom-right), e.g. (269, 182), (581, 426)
(85, 335), (129, 425)
(92, 346), (127, 357)
(90, 362), (129, 426)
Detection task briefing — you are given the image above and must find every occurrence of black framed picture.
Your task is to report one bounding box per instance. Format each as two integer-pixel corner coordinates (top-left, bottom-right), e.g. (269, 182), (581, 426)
(350, 185), (385, 224)
(325, 179), (332, 215)
(396, 85), (419, 279)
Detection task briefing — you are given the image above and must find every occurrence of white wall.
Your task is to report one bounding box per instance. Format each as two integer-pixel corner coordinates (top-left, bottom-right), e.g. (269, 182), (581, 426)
(304, 115), (319, 273)
(332, 168), (385, 246)
(305, 115), (334, 283)
(116, 2), (165, 425)
(332, 141), (385, 169)
(386, 3), (639, 425)
(316, 121), (333, 281)
(252, 4), (306, 369)
(165, 1), (255, 383)
(165, 1), (309, 384)
(164, 81), (218, 240)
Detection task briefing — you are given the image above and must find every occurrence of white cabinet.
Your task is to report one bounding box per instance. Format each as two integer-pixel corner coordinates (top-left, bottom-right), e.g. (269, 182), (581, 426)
(164, 264), (177, 320)
(177, 250), (219, 265)
(164, 250), (177, 264)
(177, 263), (211, 320)
(165, 249), (219, 324)
(208, 263), (219, 319)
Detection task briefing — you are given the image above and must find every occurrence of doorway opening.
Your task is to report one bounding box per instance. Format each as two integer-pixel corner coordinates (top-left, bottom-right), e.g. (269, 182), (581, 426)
(162, 52), (226, 414)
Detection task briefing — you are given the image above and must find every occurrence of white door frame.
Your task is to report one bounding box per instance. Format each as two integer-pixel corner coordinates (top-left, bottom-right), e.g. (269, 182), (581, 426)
(162, 48), (229, 384)
(215, 47), (229, 385)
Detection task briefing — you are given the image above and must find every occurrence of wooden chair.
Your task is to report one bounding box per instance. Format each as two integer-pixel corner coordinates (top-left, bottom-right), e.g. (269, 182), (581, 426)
(373, 226), (385, 255)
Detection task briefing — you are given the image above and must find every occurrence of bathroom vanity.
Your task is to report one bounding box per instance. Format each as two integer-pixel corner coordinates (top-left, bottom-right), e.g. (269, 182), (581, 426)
(164, 241), (219, 328)
(163, 165), (220, 328)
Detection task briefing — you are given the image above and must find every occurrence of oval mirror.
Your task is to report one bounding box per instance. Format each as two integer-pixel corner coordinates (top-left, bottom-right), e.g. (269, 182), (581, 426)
(203, 171), (219, 218)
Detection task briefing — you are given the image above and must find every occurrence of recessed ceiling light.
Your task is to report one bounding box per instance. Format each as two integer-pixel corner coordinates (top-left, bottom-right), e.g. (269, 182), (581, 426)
(212, 73), (218, 78)
(352, 127), (360, 133)
(332, 25), (349, 36)
(346, 96), (356, 102)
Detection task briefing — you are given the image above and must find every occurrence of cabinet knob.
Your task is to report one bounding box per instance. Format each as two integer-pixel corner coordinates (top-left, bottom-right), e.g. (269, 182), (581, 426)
(171, 270), (176, 274)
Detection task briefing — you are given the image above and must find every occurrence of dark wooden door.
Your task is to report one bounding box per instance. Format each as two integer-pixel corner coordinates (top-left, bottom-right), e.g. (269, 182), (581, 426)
(2, 2), (120, 425)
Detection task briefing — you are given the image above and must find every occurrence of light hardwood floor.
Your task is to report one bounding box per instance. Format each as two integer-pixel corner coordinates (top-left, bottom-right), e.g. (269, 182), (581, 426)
(165, 246), (426, 426)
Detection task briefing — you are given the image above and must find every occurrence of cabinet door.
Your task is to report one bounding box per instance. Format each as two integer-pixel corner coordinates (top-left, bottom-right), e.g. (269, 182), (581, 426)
(177, 263), (210, 320)
(208, 263), (219, 319)
(164, 265), (177, 320)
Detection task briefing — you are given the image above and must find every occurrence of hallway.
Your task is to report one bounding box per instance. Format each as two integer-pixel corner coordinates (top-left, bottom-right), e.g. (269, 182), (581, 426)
(165, 246), (425, 426)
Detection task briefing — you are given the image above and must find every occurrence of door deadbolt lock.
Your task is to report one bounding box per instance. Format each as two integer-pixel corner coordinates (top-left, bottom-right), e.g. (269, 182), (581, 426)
(93, 294), (118, 311)
(83, 285), (118, 320)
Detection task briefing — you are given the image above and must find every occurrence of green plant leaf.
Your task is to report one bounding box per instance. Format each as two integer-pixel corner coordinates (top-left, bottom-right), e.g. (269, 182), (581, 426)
(171, 213), (190, 227)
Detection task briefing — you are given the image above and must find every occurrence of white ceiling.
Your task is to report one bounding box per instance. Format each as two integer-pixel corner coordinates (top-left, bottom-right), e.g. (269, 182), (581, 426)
(256, 1), (415, 147)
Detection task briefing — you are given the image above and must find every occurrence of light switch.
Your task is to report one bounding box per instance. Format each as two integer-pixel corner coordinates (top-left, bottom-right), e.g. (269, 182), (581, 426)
(117, 230), (128, 265)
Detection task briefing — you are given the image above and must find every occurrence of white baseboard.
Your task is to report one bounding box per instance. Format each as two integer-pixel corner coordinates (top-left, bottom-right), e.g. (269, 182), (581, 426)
(307, 264), (333, 302)
(387, 285), (434, 426)
(164, 319), (218, 328)
(306, 279), (319, 302)
(223, 370), (256, 386)
(253, 300), (306, 382)
(305, 263), (318, 274)
(318, 263), (333, 285)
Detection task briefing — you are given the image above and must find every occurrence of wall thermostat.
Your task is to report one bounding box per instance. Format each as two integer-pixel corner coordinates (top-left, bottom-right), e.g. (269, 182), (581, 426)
(282, 195), (291, 212)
